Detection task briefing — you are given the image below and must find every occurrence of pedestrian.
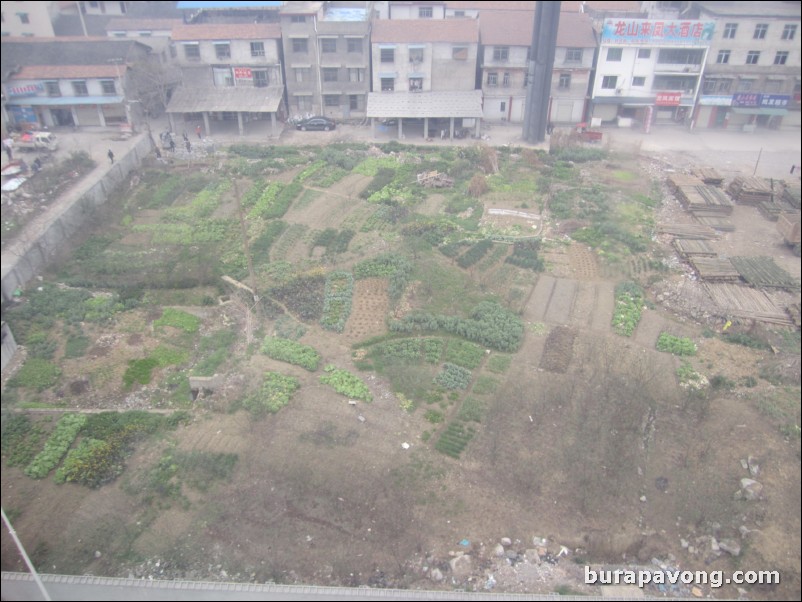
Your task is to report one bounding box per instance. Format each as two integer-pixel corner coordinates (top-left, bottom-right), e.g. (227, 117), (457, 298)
(182, 131), (189, 143)
(185, 139), (191, 153)
(792, 164), (796, 175)
(32, 157), (42, 173)
(107, 149), (114, 164)
(154, 147), (162, 160)
(169, 138), (176, 152)
(440, 129), (446, 140)
(2, 137), (12, 161)
(196, 124), (202, 139)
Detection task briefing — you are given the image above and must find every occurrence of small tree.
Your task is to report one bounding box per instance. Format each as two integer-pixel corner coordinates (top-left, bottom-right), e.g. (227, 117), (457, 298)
(468, 174), (488, 197)
(128, 60), (181, 118)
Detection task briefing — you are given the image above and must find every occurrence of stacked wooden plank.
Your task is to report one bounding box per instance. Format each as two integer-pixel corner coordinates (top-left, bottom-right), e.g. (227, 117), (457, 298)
(694, 167), (723, 186)
(757, 199), (796, 221)
(673, 238), (716, 258)
(667, 173), (703, 194)
(777, 213), (801, 245)
(704, 283), (793, 325)
(689, 256), (740, 282)
(781, 184), (800, 209)
(692, 213), (735, 231)
(676, 185), (733, 214)
(657, 223), (719, 239)
(730, 256), (800, 290)
(727, 176), (774, 205)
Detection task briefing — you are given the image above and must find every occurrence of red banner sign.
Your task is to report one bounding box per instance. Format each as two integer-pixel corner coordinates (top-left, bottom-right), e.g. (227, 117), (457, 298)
(233, 68), (252, 80)
(655, 92), (682, 106)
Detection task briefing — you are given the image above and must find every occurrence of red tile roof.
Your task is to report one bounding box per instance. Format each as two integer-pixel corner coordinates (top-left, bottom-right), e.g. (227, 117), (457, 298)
(372, 18), (479, 44)
(479, 10), (595, 48)
(171, 23), (281, 41)
(12, 65), (123, 80)
(446, 1), (535, 11)
(556, 11), (596, 47)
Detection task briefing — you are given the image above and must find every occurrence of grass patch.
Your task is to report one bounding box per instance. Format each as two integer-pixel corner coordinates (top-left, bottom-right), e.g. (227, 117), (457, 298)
(457, 397), (485, 423)
(472, 375), (499, 395)
(7, 359), (61, 391)
(444, 339), (485, 369)
(486, 354), (512, 374)
(154, 308), (201, 333)
(244, 372), (300, 417)
(261, 337), (321, 371)
(24, 413), (87, 479)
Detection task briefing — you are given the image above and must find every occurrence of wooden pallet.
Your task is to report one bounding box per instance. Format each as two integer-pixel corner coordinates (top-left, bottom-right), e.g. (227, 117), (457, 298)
(730, 256), (800, 290)
(694, 167), (723, 186)
(689, 256), (741, 281)
(673, 238), (716, 258)
(692, 213), (735, 231)
(704, 282), (793, 325)
(728, 175), (774, 205)
(676, 185), (733, 214)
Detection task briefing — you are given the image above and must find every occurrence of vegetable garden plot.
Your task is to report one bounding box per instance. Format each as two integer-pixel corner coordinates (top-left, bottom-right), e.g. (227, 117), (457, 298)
(538, 326), (577, 373)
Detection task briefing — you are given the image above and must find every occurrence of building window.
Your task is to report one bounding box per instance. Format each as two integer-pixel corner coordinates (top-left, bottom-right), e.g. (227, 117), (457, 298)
(746, 51), (760, 65)
(487, 72), (498, 87)
(45, 81), (61, 97)
(764, 80), (782, 93)
(409, 47), (424, 63)
(348, 68), (365, 82)
(100, 80), (116, 95)
(419, 6), (433, 18)
(350, 95), (361, 110)
(184, 43), (200, 59)
(347, 38), (362, 53)
(18, 12), (29, 24)
(294, 68), (311, 82)
(601, 75), (617, 89)
(558, 73), (571, 89)
(321, 38), (336, 53)
(292, 38), (308, 53)
(607, 47), (623, 61)
(500, 101), (506, 113)
(782, 24), (797, 40)
(297, 95), (312, 111)
(72, 81), (89, 96)
(502, 72), (510, 87)
(723, 23), (737, 39)
(716, 50), (730, 64)
(657, 48), (703, 64)
(291, 15), (306, 23)
(716, 79), (732, 93)
(409, 77), (422, 91)
(324, 94), (339, 107)
(632, 76), (646, 87)
(753, 24), (768, 39)
(774, 51), (789, 65)
(251, 42), (265, 57)
(380, 48), (395, 63)
(452, 46), (468, 60)
(454, 10), (465, 17)
(253, 70), (268, 87)
(703, 79), (715, 94)
(493, 46), (509, 61)
(565, 48), (582, 62)
(637, 48), (651, 59)
(213, 67), (233, 87)
(381, 77), (395, 91)
(737, 79), (754, 92)
(214, 43), (231, 60)
(322, 68), (338, 82)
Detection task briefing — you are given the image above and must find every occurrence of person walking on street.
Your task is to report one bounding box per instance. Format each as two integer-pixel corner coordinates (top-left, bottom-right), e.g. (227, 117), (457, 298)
(107, 149), (115, 164)
(185, 139), (192, 153)
(196, 124), (202, 139)
(169, 138), (176, 152)
(3, 137), (13, 161)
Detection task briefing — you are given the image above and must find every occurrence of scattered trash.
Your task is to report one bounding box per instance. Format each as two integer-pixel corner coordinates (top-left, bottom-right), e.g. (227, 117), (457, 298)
(357, 415), (366, 423)
(401, 442), (410, 449)
(459, 539), (471, 547)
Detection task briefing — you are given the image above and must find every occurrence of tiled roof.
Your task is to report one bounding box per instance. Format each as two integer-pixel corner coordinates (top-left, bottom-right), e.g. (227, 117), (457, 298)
(445, 1), (534, 11)
(167, 85), (283, 113)
(11, 65), (123, 80)
(171, 23), (281, 41)
(106, 18), (183, 31)
(367, 90), (483, 118)
(479, 10), (533, 46)
(372, 19), (479, 44)
(556, 12), (596, 47)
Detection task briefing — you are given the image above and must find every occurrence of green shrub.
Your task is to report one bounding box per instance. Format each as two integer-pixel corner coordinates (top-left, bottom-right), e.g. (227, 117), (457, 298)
(64, 334), (91, 359)
(24, 413), (87, 479)
(486, 354), (512, 373)
(54, 438), (122, 487)
(1, 415), (44, 468)
(424, 409), (444, 424)
(320, 271), (354, 333)
(8, 358), (61, 391)
(320, 365), (372, 401)
(505, 239), (545, 271)
(724, 332), (771, 351)
(456, 239), (493, 269)
(262, 337), (321, 371)
(123, 357), (159, 388)
(434, 363), (472, 390)
(656, 333), (697, 356)
(244, 372), (300, 416)
(154, 308), (201, 333)
(423, 338), (444, 363)
(612, 282), (644, 337)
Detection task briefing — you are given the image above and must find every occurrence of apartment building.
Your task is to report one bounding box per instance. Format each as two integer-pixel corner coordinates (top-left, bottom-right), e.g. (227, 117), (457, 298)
(279, 1), (372, 121)
(0, 0), (57, 37)
(689, 1), (801, 130)
(167, 23), (285, 136)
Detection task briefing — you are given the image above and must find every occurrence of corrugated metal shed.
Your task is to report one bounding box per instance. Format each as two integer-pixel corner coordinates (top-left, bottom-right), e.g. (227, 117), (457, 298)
(167, 85), (283, 113)
(367, 90), (483, 119)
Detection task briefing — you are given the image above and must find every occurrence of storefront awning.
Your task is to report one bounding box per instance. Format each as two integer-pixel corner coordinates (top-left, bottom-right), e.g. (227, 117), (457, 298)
(731, 107), (788, 116)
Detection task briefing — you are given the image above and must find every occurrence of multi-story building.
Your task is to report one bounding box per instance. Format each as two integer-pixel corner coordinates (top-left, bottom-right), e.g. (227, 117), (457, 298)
(279, 1), (372, 121)
(1, 37), (151, 129)
(478, 9), (595, 125)
(167, 23), (285, 136)
(367, 17), (482, 138)
(0, 0), (57, 37)
(79, 1), (130, 17)
(590, 17), (714, 128)
(689, 1), (801, 130)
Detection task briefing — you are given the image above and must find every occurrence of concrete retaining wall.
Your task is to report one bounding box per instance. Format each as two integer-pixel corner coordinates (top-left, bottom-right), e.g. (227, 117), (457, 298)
(1, 134), (152, 302)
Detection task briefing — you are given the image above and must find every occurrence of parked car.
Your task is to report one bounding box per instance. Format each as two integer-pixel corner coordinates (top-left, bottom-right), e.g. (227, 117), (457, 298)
(15, 131), (58, 153)
(296, 116), (336, 131)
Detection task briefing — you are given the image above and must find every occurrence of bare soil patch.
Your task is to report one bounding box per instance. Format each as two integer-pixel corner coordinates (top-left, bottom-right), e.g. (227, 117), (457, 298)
(538, 325), (577, 373)
(343, 278), (390, 342)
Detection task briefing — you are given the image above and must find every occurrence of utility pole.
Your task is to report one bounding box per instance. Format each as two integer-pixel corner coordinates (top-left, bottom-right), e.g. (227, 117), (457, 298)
(522, 2), (561, 143)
